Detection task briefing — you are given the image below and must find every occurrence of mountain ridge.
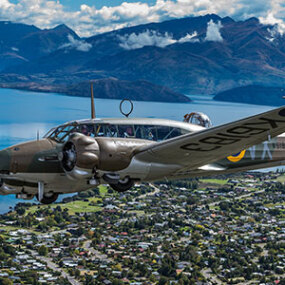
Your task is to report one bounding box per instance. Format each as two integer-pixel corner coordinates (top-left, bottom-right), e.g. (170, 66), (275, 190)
(1, 14), (285, 103)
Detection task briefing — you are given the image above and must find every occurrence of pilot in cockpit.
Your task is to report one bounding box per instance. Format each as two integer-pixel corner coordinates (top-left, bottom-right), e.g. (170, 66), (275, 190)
(81, 125), (94, 136)
(124, 127), (133, 138)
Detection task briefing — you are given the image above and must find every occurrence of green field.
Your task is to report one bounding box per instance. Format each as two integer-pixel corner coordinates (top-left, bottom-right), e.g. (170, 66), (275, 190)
(53, 200), (102, 214)
(200, 179), (229, 185)
(0, 225), (40, 235)
(128, 210), (145, 216)
(26, 198), (102, 215)
(264, 202), (285, 208)
(99, 185), (108, 196)
(277, 175), (285, 183)
(26, 185), (109, 215)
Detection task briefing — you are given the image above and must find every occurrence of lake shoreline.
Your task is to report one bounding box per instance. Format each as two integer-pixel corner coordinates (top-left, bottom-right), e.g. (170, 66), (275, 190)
(0, 78), (191, 103)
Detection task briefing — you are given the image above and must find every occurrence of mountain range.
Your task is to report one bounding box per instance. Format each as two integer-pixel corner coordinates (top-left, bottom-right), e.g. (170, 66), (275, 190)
(0, 14), (285, 103)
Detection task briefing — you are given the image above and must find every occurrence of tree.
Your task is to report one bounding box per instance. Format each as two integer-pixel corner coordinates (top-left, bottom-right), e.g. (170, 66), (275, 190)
(38, 245), (48, 256)
(159, 276), (169, 285)
(16, 207), (26, 215)
(74, 269), (81, 278)
(0, 278), (13, 285)
(158, 254), (176, 277)
(84, 274), (94, 285)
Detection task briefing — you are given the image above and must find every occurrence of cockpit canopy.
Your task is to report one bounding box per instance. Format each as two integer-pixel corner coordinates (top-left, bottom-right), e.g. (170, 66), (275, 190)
(183, 112), (212, 128)
(44, 120), (195, 143)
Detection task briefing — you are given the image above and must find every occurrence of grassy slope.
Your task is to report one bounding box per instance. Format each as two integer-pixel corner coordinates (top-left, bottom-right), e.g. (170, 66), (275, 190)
(26, 185), (109, 215)
(200, 179), (229, 185)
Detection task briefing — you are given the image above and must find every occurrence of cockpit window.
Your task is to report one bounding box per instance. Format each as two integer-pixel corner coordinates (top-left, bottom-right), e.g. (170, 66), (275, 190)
(78, 124), (95, 137)
(46, 122), (189, 143)
(118, 125), (134, 138)
(45, 125), (76, 142)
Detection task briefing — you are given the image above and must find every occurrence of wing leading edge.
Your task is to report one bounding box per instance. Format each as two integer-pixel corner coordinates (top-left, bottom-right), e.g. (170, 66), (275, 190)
(134, 107), (285, 172)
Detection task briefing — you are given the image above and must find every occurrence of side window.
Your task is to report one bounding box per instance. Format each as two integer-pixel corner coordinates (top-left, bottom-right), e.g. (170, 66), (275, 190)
(157, 126), (171, 141)
(118, 125), (135, 138)
(106, 125), (118, 137)
(156, 126), (183, 141)
(134, 125), (142, 139)
(167, 127), (182, 139)
(141, 125), (157, 141)
(79, 124), (95, 137)
(95, 125), (105, 137)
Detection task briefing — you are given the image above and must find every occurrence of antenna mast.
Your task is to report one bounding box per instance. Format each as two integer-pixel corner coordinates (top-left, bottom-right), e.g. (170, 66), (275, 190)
(91, 82), (95, 119)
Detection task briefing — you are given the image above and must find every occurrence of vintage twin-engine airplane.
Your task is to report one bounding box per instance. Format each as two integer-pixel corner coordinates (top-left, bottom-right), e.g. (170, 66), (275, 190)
(1, 90), (285, 204)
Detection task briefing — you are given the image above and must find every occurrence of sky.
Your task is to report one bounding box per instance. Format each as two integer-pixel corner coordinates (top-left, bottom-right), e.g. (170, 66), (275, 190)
(0, 0), (284, 37)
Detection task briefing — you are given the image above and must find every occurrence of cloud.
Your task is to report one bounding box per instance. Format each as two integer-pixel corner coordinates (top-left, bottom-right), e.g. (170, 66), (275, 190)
(260, 13), (285, 36)
(0, 0), (284, 37)
(259, 0), (285, 35)
(60, 35), (92, 52)
(266, 25), (281, 42)
(205, 20), (223, 42)
(178, 31), (200, 43)
(118, 30), (199, 50)
(118, 30), (175, 50)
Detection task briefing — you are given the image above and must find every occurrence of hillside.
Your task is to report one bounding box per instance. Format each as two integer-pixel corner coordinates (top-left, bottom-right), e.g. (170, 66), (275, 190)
(214, 85), (285, 106)
(0, 21), (79, 71)
(0, 78), (190, 103)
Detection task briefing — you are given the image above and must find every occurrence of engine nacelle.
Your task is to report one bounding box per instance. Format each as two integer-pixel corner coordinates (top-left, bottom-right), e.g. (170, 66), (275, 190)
(59, 134), (134, 180)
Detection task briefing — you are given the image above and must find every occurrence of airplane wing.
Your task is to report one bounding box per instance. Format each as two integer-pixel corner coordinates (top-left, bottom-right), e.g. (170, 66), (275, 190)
(134, 107), (285, 173)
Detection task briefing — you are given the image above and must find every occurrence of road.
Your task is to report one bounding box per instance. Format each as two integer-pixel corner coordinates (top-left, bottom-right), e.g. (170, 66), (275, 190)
(136, 183), (160, 200)
(201, 269), (224, 284)
(29, 249), (82, 285)
(209, 189), (265, 207)
(83, 240), (111, 262)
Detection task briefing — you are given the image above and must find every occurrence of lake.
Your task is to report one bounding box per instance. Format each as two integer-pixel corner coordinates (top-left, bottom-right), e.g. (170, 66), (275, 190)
(0, 88), (276, 213)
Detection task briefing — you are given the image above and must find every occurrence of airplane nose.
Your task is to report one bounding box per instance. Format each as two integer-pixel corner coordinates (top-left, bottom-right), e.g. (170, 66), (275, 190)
(0, 149), (11, 174)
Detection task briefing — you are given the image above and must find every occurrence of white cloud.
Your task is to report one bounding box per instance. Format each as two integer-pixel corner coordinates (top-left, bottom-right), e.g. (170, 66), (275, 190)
(178, 31), (200, 43)
(0, 0), (284, 37)
(118, 30), (199, 50)
(260, 13), (285, 36)
(205, 20), (223, 42)
(0, 0), (12, 9)
(60, 35), (92, 52)
(266, 26), (281, 42)
(118, 30), (175, 50)
(259, 0), (285, 36)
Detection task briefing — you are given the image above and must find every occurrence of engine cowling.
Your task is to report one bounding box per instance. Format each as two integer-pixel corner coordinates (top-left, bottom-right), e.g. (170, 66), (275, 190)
(59, 133), (100, 179)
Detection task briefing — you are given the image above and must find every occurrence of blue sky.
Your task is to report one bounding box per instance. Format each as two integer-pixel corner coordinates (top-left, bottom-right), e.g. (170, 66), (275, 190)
(0, 0), (284, 37)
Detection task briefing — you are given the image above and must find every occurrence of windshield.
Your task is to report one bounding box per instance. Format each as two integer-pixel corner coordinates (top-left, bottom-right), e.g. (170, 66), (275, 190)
(44, 124), (77, 143)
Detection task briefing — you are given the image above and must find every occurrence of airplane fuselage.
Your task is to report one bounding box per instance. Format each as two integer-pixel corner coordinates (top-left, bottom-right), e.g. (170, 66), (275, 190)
(0, 117), (285, 203)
